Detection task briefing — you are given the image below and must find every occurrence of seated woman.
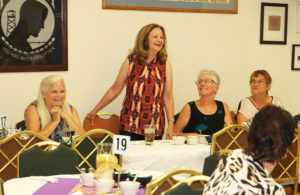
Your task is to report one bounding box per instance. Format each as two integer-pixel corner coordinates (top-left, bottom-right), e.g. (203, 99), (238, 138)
(25, 75), (85, 143)
(236, 69), (282, 125)
(174, 69), (232, 136)
(203, 105), (295, 194)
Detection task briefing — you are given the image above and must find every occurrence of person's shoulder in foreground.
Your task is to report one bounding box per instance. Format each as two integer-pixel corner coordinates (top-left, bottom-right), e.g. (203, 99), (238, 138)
(203, 149), (285, 195)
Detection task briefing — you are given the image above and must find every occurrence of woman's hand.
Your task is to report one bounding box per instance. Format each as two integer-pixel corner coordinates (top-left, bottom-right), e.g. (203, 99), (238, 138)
(50, 106), (61, 122)
(85, 110), (97, 126)
(166, 122), (174, 139)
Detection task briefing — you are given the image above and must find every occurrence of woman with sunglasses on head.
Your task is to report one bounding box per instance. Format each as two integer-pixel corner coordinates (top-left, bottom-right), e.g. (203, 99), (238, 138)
(236, 70), (282, 126)
(174, 69), (232, 136)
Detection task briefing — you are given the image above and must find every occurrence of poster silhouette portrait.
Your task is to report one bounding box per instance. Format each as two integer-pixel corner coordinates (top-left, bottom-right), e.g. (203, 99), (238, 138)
(0, 0), (67, 72)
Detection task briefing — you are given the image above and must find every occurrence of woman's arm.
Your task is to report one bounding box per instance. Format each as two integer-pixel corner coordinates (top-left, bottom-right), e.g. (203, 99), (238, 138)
(86, 58), (129, 125)
(61, 106), (85, 135)
(223, 102), (233, 125)
(163, 60), (175, 139)
(236, 112), (248, 125)
(25, 105), (60, 138)
(174, 104), (191, 136)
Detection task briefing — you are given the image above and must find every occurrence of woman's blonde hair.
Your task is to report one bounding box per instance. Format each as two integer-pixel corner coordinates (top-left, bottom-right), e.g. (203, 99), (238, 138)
(36, 75), (73, 129)
(128, 23), (168, 64)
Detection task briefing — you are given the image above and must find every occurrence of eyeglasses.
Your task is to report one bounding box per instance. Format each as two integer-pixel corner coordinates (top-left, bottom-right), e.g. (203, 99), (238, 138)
(249, 79), (266, 85)
(195, 79), (216, 85)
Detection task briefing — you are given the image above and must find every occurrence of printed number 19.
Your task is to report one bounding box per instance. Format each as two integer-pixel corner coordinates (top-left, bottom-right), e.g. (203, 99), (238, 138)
(116, 138), (127, 151)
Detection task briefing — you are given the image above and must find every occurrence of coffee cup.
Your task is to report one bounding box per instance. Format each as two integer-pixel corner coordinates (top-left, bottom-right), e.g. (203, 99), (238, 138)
(173, 136), (186, 145)
(199, 135), (209, 144)
(186, 136), (199, 145)
(120, 181), (140, 195)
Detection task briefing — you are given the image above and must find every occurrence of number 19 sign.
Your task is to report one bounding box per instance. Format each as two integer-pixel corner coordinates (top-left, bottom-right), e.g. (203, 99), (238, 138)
(113, 135), (130, 155)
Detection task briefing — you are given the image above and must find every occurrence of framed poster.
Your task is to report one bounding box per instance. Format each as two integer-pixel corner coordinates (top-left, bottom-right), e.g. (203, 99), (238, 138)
(0, 0), (67, 72)
(260, 3), (288, 45)
(291, 44), (300, 70)
(103, 0), (238, 14)
(296, 4), (300, 32)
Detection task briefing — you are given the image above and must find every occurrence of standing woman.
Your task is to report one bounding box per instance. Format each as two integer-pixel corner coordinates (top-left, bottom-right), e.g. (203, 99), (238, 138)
(86, 23), (174, 140)
(236, 70), (282, 125)
(25, 75), (85, 143)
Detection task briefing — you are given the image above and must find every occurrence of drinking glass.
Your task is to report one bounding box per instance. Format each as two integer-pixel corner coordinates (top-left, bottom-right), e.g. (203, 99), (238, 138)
(96, 143), (114, 179)
(61, 127), (75, 144)
(144, 124), (156, 145)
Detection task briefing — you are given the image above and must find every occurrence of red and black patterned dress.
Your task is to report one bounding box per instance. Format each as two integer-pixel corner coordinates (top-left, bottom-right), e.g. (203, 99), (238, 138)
(120, 55), (166, 136)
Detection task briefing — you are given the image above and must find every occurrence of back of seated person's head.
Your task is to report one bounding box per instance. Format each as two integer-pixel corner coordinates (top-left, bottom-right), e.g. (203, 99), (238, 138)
(245, 105), (295, 163)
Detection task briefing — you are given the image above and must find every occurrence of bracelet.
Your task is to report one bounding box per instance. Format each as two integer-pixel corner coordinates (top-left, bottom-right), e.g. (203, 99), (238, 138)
(168, 118), (175, 123)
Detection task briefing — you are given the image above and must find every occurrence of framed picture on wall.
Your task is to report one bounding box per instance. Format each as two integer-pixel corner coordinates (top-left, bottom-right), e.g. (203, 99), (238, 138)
(103, 0), (238, 14)
(296, 4), (300, 32)
(260, 3), (288, 45)
(0, 0), (68, 73)
(292, 45), (300, 70)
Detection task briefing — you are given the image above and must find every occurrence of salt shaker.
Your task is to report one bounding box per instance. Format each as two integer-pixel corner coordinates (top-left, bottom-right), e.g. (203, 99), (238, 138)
(80, 168), (86, 183)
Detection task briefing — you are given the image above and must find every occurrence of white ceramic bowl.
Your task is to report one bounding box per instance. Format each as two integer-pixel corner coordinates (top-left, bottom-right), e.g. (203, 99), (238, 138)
(186, 136), (199, 145)
(95, 179), (114, 193)
(120, 181), (140, 195)
(173, 136), (186, 145)
(198, 135), (209, 144)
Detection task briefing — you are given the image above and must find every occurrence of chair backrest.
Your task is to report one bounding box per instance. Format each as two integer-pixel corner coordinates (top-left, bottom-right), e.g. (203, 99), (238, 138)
(210, 124), (249, 155)
(162, 175), (210, 195)
(18, 143), (79, 177)
(293, 114), (300, 129)
(71, 129), (118, 170)
(0, 131), (50, 182)
(202, 149), (232, 177)
(15, 120), (26, 130)
(34, 140), (60, 151)
(271, 129), (299, 194)
(145, 168), (201, 195)
(83, 112), (120, 136)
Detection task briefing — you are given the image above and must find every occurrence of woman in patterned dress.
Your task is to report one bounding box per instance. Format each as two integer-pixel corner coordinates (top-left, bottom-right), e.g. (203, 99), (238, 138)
(25, 75), (85, 143)
(86, 24), (174, 140)
(174, 69), (232, 136)
(203, 105), (295, 195)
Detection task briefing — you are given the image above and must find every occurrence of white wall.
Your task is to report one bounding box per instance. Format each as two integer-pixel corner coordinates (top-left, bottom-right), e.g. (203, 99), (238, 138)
(1, 0), (300, 128)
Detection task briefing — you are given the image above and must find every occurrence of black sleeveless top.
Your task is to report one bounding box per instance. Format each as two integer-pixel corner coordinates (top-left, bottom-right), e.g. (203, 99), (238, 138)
(182, 100), (225, 136)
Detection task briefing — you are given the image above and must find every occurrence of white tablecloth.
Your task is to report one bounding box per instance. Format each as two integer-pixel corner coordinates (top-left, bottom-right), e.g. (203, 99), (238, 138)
(122, 140), (211, 174)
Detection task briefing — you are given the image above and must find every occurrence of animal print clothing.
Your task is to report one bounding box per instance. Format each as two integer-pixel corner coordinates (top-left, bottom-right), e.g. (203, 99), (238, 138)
(203, 149), (285, 195)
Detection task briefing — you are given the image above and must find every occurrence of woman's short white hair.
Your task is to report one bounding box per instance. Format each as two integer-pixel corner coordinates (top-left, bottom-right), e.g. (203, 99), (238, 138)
(197, 69), (220, 85)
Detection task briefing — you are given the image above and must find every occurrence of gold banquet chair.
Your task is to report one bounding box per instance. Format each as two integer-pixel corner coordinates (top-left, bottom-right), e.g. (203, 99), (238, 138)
(145, 168), (201, 195)
(0, 131), (50, 182)
(162, 175), (210, 195)
(210, 124), (249, 155)
(71, 129), (118, 170)
(83, 112), (120, 136)
(271, 129), (300, 195)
